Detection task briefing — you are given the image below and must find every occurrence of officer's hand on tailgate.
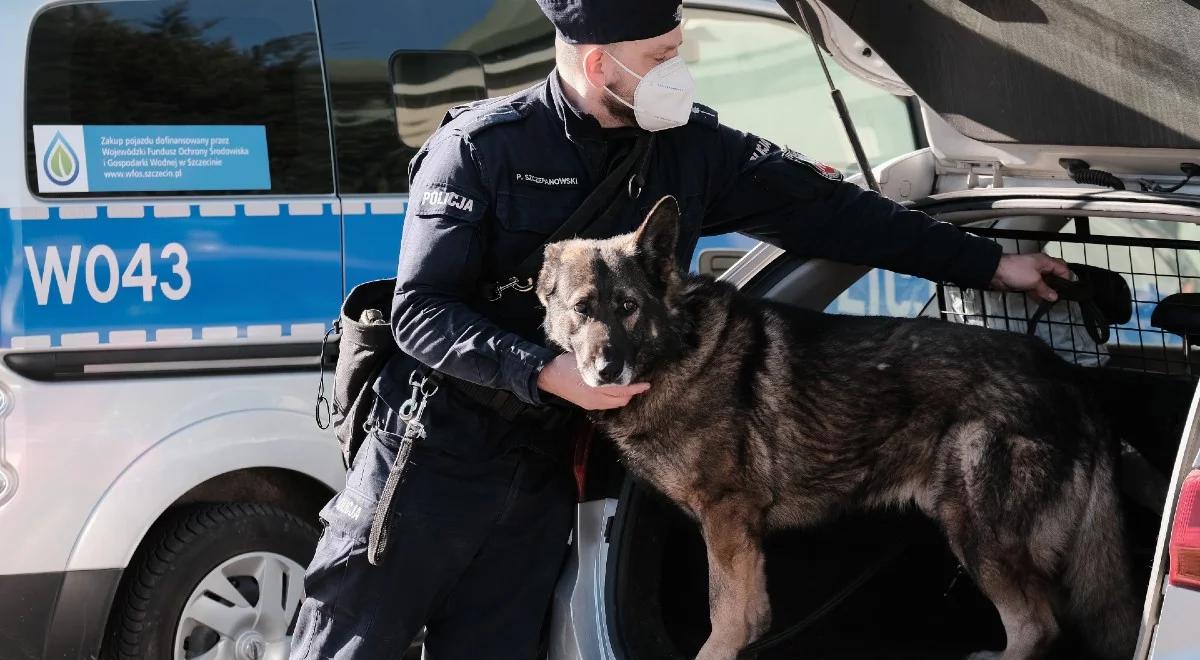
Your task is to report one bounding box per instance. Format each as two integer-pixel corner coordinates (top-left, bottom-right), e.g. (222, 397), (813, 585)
(990, 253), (1070, 302)
(537, 354), (651, 410)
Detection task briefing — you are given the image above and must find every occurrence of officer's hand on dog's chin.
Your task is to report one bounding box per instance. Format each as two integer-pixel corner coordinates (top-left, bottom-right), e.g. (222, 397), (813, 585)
(989, 253), (1070, 302)
(536, 353), (651, 411)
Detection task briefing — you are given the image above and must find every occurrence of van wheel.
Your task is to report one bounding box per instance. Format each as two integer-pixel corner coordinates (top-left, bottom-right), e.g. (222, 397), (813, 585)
(103, 503), (320, 660)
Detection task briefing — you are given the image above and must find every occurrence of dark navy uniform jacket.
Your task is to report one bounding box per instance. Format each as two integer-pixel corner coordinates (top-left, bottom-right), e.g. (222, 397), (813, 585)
(378, 72), (1001, 459)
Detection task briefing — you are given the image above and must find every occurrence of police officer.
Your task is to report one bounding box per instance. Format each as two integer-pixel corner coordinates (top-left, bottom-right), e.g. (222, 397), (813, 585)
(289, 1), (1068, 658)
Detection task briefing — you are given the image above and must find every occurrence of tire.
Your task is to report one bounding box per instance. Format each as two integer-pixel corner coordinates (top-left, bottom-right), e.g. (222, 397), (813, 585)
(102, 502), (321, 660)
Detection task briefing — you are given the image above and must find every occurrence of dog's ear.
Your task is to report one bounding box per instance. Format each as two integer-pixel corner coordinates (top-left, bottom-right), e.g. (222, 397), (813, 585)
(536, 242), (563, 304)
(634, 195), (680, 281)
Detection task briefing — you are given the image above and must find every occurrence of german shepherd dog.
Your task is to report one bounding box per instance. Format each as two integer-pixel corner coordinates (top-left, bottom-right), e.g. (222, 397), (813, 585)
(535, 196), (1137, 660)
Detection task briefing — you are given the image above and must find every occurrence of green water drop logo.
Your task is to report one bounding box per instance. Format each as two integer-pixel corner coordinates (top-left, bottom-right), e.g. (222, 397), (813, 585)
(43, 131), (80, 186)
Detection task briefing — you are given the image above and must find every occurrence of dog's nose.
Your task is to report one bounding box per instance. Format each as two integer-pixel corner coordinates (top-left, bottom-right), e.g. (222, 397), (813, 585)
(596, 359), (623, 384)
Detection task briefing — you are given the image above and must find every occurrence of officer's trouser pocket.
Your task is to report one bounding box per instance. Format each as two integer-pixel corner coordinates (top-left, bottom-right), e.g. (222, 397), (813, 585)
(321, 428), (404, 548)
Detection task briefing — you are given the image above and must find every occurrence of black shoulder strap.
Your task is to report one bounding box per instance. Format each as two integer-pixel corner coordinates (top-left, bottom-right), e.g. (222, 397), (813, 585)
(540, 133), (654, 253)
(482, 133), (654, 301)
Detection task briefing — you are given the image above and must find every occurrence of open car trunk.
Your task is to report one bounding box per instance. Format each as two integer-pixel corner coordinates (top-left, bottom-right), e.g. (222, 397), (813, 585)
(774, 0), (1200, 179)
(605, 210), (1200, 659)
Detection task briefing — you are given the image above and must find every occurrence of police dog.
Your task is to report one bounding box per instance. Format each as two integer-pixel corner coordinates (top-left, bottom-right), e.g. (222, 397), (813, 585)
(535, 196), (1137, 660)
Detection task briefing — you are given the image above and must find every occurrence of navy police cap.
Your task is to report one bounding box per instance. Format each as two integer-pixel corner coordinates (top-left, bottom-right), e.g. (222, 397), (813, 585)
(536, 0), (683, 44)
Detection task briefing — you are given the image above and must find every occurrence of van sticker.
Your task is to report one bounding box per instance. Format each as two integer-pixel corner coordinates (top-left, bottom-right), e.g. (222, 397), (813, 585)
(32, 125), (271, 194)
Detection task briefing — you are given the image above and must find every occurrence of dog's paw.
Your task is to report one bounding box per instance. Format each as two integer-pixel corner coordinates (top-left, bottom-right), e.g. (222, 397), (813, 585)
(963, 651), (1002, 660)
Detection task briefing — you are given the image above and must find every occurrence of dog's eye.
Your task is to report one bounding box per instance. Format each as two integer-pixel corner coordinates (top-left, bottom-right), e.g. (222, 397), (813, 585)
(573, 301), (589, 315)
(621, 300), (638, 313)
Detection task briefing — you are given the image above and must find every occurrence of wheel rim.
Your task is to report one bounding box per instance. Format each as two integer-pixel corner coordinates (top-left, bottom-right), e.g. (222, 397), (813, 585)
(174, 551), (306, 660)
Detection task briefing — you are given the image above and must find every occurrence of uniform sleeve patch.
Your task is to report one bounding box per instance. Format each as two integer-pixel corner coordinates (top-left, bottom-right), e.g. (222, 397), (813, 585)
(411, 183), (487, 222)
(782, 148), (843, 181)
(748, 137), (776, 163)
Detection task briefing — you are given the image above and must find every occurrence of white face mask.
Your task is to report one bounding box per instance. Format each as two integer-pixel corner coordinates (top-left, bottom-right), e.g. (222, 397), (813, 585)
(594, 49), (696, 132)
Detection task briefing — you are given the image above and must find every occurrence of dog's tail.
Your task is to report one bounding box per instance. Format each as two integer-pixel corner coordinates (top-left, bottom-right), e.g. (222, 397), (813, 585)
(1062, 453), (1139, 660)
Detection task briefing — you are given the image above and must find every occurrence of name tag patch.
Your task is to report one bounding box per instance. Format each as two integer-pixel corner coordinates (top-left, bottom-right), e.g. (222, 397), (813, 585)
(515, 172), (580, 188)
(412, 183), (485, 221)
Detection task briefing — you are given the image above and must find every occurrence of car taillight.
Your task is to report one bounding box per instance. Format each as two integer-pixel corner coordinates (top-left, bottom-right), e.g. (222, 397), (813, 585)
(1169, 469), (1200, 590)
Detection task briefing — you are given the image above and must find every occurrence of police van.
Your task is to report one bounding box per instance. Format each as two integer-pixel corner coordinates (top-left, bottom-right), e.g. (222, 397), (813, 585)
(0, 1), (923, 657)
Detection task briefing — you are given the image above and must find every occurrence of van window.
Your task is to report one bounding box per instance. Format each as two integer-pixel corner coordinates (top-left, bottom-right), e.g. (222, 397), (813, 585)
(316, 0), (554, 194)
(25, 0), (332, 198)
(392, 51), (488, 150)
(682, 8), (918, 174)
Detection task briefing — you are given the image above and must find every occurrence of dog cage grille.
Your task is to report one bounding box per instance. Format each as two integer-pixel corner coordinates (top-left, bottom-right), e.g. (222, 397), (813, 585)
(934, 224), (1200, 375)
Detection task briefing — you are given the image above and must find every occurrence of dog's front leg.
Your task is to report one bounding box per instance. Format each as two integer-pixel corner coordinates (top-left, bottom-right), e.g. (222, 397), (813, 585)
(694, 499), (770, 660)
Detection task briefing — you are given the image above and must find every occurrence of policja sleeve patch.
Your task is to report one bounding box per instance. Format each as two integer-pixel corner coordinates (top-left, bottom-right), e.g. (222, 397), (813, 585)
(411, 183), (487, 222)
(748, 137), (775, 163)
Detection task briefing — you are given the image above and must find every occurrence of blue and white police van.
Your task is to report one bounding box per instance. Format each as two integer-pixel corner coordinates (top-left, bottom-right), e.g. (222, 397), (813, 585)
(0, 1), (919, 657)
(4, 1), (1197, 659)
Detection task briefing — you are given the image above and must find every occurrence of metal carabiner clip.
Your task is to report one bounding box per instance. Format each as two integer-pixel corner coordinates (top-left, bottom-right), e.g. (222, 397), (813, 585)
(409, 370), (439, 398)
(400, 370), (440, 422)
(627, 173), (644, 200)
(486, 276), (534, 302)
(398, 398), (419, 421)
(399, 372), (424, 421)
